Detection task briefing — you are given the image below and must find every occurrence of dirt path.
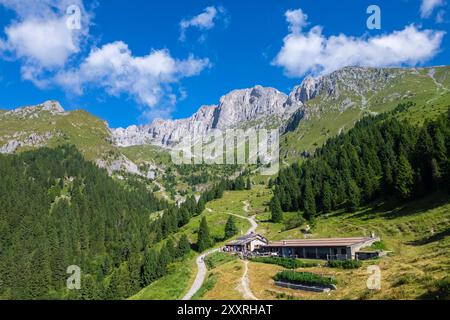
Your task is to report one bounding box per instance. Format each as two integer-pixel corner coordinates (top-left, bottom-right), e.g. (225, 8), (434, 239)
(227, 212), (257, 234)
(234, 200), (259, 299)
(182, 201), (258, 300)
(182, 248), (219, 300)
(236, 260), (258, 300)
(243, 200), (250, 213)
(427, 68), (449, 105)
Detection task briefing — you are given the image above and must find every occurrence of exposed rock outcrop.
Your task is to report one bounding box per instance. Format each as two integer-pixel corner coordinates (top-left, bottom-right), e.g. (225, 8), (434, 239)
(112, 85), (298, 147)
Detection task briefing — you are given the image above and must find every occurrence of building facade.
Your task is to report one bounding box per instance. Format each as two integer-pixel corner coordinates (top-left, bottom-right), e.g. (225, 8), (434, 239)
(225, 233), (268, 253)
(260, 236), (380, 260)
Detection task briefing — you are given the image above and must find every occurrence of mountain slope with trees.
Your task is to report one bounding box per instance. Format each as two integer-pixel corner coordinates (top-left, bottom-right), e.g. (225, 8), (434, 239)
(272, 103), (450, 219)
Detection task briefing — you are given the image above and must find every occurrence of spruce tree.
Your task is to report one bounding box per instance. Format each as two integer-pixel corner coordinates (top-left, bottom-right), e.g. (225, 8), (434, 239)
(197, 217), (212, 252)
(395, 153), (414, 199)
(270, 196), (283, 223)
(196, 196), (206, 215)
(322, 181), (332, 213)
(303, 179), (316, 218)
(246, 177), (252, 190)
(346, 179), (361, 211)
(224, 216), (238, 238)
(141, 249), (159, 286)
(177, 234), (191, 258)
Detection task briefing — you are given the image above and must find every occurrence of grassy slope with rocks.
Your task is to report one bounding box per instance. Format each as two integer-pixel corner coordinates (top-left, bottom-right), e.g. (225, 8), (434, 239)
(0, 104), (240, 200)
(281, 66), (450, 163)
(0, 105), (115, 161)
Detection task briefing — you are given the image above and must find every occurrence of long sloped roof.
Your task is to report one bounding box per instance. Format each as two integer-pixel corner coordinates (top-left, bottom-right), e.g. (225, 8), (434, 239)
(263, 237), (373, 248)
(226, 233), (267, 246)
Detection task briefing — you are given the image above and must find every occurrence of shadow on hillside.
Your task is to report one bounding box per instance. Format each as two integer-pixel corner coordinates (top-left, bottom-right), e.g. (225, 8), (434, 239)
(344, 192), (450, 221)
(408, 228), (450, 246)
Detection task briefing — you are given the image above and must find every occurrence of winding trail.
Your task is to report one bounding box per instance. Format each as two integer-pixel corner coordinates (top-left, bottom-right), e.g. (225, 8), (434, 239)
(182, 201), (258, 300)
(182, 248), (219, 300)
(228, 212), (258, 235)
(237, 260), (258, 300)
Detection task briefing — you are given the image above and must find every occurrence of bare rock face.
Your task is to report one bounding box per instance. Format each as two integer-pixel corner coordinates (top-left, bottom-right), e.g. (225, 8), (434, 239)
(3, 100), (65, 118)
(0, 132), (59, 154)
(111, 66), (410, 148)
(287, 67), (403, 106)
(0, 140), (21, 154)
(41, 100), (65, 113)
(112, 85), (297, 147)
(213, 85), (291, 129)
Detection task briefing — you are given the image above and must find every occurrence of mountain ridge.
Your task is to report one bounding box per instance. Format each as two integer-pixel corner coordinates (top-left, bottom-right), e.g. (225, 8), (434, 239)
(112, 65), (450, 149)
(1, 65), (449, 164)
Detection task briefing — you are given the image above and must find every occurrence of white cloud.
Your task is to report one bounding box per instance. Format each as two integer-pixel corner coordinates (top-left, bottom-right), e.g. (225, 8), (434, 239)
(0, 1), (211, 120)
(285, 9), (308, 34)
(420, 0), (445, 18)
(4, 19), (78, 68)
(0, 0), (90, 82)
(55, 41), (210, 120)
(179, 6), (226, 41)
(273, 9), (445, 78)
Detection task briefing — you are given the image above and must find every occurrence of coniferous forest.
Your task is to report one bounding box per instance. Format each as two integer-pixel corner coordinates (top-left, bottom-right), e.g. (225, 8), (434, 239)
(0, 145), (237, 300)
(271, 104), (450, 219)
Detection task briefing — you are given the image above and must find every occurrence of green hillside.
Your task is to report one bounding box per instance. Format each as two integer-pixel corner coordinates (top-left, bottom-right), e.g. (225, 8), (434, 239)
(0, 104), (115, 161)
(281, 66), (450, 162)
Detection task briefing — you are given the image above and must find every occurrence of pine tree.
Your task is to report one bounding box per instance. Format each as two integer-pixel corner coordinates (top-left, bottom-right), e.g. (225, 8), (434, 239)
(346, 179), (361, 211)
(141, 249), (159, 286)
(270, 196), (283, 223)
(321, 181), (332, 213)
(303, 179), (316, 219)
(196, 217), (212, 252)
(177, 234), (191, 258)
(395, 153), (415, 199)
(234, 176), (245, 190)
(81, 275), (99, 300)
(158, 248), (170, 277)
(164, 238), (176, 262)
(107, 269), (123, 300)
(224, 216), (238, 238)
(246, 177), (252, 190)
(196, 196), (206, 215)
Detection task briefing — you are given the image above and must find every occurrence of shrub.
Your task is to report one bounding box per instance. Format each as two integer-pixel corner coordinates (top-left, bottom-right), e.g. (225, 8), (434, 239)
(427, 276), (450, 300)
(327, 260), (362, 269)
(252, 257), (318, 269)
(392, 274), (415, 287)
(273, 270), (336, 287)
(370, 241), (387, 250)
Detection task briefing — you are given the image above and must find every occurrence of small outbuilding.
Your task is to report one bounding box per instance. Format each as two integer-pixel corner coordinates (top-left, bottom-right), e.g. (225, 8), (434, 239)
(225, 233), (268, 253)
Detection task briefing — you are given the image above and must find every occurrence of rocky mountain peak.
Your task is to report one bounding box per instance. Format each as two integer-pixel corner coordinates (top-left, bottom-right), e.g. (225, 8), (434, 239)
(111, 66), (418, 148)
(41, 100), (65, 113)
(112, 85), (299, 147)
(2, 100), (66, 119)
(214, 85), (290, 129)
(286, 66), (405, 108)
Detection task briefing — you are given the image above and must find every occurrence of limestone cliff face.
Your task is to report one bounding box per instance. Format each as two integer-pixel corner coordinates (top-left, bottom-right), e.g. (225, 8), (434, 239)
(112, 85), (300, 147)
(111, 67), (411, 147)
(287, 67), (404, 106)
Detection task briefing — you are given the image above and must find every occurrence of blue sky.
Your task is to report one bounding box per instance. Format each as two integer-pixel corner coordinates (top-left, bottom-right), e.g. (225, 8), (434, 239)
(0, 0), (449, 128)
